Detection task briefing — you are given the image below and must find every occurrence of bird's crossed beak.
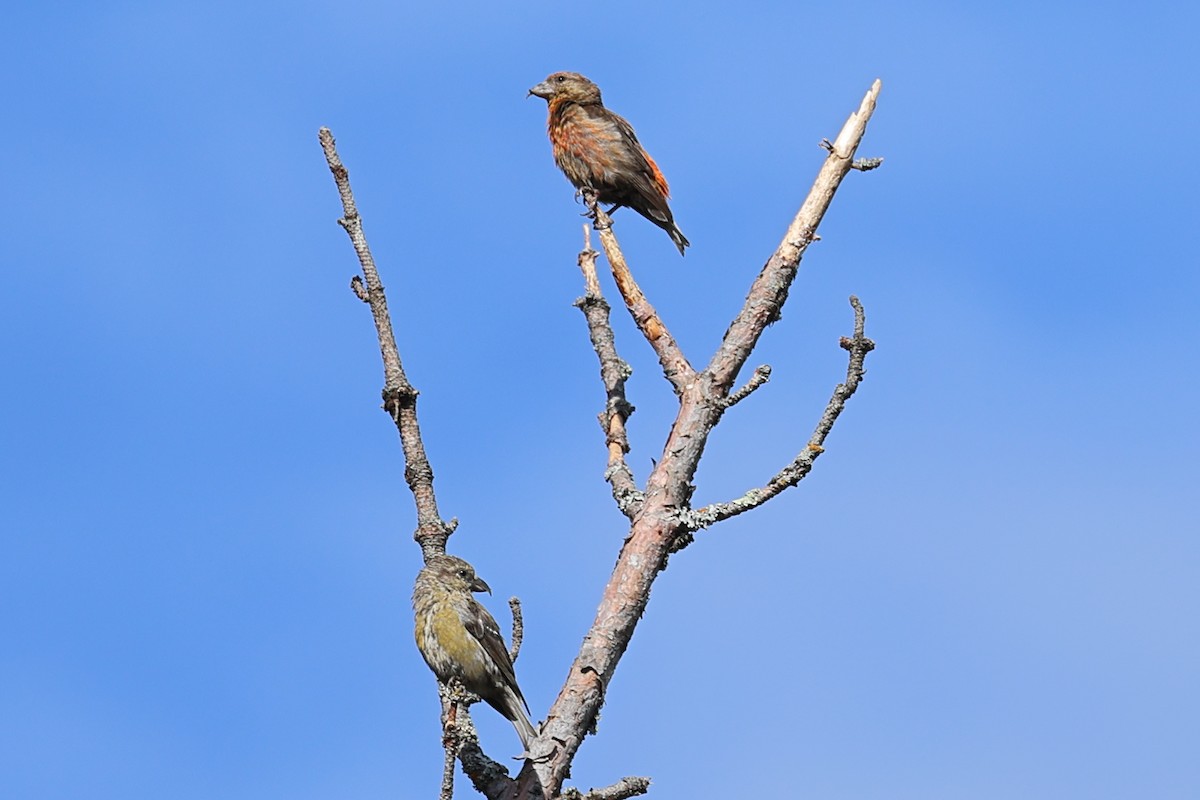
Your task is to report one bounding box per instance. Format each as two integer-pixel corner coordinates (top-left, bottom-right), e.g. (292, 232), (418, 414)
(528, 81), (552, 100)
(471, 576), (492, 594)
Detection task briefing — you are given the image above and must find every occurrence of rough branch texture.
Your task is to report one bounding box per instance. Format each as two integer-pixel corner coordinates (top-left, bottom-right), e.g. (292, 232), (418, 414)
(589, 203), (695, 395)
(319, 128), (454, 561)
(574, 227), (642, 517)
(709, 81), (880, 393)
(321, 78), (882, 800)
(562, 776), (651, 800)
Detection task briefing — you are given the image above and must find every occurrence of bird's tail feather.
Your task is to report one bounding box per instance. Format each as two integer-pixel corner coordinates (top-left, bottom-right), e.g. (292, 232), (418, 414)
(512, 708), (538, 752)
(669, 224), (690, 257)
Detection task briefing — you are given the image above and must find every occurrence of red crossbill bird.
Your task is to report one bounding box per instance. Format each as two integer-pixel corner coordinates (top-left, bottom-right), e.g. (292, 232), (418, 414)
(413, 554), (537, 751)
(529, 71), (690, 256)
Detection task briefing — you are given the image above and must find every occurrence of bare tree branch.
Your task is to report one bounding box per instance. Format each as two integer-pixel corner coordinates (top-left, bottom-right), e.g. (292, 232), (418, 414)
(318, 127), (454, 560)
(821, 138), (884, 171)
(508, 597), (524, 663)
(585, 194), (695, 396)
(708, 79), (881, 397)
(683, 295), (874, 530)
(437, 680), (516, 799)
(457, 736), (518, 800)
(574, 226), (643, 517)
(441, 718), (457, 800)
(723, 364), (772, 409)
(562, 776), (652, 800)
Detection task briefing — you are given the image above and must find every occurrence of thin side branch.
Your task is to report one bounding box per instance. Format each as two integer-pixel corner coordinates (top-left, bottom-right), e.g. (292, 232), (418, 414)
(684, 296), (874, 529)
(821, 138), (884, 171)
(574, 226), (644, 517)
(578, 224), (603, 297)
(723, 365), (772, 408)
(508, 597), (524, 663)
(707, 79), (882, 396)
(441, 728), (456, 800)
(319, 127), (453, 559)
(585, 193), (695, 396)
(852, 156), (885, 171)
(562, 776), (652, 800)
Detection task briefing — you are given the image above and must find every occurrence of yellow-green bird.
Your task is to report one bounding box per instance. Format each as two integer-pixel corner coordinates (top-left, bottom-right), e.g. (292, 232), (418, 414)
(412, 554), (537, 750)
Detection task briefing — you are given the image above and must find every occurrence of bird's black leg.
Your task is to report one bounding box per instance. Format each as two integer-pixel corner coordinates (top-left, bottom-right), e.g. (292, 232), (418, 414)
(578, 187), (600, 217)
(578, 189), (611, 231)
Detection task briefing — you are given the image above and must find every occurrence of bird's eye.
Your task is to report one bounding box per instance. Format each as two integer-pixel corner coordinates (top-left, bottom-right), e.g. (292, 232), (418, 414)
(555, 75), (566, 83)
(457, 569), (469, 578)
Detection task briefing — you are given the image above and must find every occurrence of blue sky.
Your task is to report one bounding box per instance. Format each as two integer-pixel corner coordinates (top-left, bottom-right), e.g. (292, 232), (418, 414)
(2, 1), (1197, 798)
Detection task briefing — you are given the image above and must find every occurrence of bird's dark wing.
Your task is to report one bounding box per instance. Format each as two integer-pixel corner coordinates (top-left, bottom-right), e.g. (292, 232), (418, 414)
(602, 108), (675, 226)
(463, 600), (530, 713)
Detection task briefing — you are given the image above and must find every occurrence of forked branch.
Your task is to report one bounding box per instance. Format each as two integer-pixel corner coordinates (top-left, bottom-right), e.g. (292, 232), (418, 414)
(585, 195), (695, 396)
